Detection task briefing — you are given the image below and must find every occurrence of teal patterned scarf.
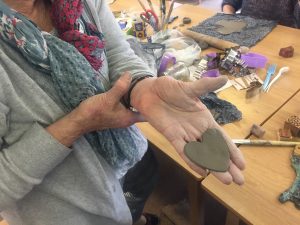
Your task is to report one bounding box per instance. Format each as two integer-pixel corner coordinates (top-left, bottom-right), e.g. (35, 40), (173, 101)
(0, 0), (147, 177)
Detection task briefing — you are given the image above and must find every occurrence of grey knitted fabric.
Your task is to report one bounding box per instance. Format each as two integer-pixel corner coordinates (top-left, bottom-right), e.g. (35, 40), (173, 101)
(189, 13), (277, 47)
(200, 92), (242, 125)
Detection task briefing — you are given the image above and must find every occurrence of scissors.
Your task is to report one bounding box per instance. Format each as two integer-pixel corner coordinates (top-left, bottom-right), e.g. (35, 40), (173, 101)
(140, 10), (159, 31)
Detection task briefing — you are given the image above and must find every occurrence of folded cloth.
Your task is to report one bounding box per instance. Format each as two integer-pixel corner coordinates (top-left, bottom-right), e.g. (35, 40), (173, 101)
(200, 92), (242, 125)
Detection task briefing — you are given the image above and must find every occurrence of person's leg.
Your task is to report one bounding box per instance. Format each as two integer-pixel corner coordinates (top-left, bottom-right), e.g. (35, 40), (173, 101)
(123, 145), (159, 224)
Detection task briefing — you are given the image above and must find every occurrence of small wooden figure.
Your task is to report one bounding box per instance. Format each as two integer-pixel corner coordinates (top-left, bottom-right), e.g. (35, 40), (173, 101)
(284, 115), (300, 137)
(250, 124), (265, 138)
(278, 128), (293, 141)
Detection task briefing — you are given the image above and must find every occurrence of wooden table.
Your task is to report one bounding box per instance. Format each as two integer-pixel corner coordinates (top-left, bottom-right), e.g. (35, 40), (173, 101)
(111, 1), (300, 225)
(203, 90), (300, 225)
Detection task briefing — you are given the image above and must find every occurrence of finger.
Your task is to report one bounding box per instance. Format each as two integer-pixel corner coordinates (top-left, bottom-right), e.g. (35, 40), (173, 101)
(186, 76), (228, 97)
(228, 161), (245, 185)
(211, 171), (233, 185)
(217, 125), (246, 170)
(108, 72), (132, 102)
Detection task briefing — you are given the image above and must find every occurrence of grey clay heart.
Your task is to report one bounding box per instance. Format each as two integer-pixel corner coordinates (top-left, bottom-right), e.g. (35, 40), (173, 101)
(184, 129), (230, 172)
(216, 20), (246, 35)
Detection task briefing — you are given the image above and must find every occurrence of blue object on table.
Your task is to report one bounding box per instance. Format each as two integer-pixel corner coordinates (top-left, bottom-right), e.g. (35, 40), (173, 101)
(262, 64), (277, 91)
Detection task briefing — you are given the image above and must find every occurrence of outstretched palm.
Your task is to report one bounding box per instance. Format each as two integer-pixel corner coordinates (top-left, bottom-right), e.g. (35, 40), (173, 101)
(131, 75), (245, 185)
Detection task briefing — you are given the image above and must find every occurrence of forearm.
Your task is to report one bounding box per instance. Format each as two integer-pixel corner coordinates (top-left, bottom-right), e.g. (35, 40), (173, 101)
(46, 109), (84, 147)
(222, 0), (242, 12)
(223, 4), (236, 13)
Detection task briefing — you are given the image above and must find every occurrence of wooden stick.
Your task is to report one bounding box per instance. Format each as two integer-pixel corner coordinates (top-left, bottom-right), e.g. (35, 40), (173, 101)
(181, 29), (238, 50)
(233, 139), (300, 147)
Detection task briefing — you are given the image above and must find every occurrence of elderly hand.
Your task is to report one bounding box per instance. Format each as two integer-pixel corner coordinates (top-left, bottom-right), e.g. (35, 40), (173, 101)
(73, 72), (145, 132)
(47, 72), (144, 146)
(131, 75), (245, 185)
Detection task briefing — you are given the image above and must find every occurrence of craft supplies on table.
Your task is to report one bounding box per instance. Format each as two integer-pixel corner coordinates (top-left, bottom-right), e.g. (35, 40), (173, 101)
(136, 0), (176, 32)
(205, 47), (252, 77)
(193, 57), (208, 80)
(182, 29), (237, 51)
(262, 64), (277, 91)
(231, 73), (263, 90)
(163, 62), (190, 81)
(151, 29), (201, 66)
(241, 53), (268, 69)
(115, 11), (134, 35)
(264, 66), (289, 92)
(132, 18), (147, 39)
(157, 53), (176, 75)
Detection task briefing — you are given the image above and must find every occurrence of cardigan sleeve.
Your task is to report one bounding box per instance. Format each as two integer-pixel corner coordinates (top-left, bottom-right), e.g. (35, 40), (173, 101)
(0, 65), (71, 210)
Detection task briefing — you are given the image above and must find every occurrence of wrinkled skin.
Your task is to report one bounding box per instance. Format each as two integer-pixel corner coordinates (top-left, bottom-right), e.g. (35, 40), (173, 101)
(68, 72), (245, 185)
(131, 74), (245, 185)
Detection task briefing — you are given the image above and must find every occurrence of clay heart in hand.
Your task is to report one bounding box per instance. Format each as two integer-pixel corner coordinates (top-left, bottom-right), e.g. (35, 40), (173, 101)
(184, 128), (230, 172)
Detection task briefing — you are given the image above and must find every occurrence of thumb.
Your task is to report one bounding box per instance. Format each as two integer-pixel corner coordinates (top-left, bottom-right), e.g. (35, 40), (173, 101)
(187, 76), (228, 97)
(108, 72), (132, 101)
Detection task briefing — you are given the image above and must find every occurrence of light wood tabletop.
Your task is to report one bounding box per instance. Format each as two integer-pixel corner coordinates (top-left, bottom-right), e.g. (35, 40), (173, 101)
(202, 90), (300, 225)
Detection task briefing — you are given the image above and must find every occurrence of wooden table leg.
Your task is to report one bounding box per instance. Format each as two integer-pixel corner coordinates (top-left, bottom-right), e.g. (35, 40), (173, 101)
(187, 177), (205, 225)
(225, 210), (240, 225)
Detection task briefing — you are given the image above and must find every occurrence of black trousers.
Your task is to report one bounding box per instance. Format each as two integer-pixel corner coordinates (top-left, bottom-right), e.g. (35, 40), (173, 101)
(122, 145), (159, 223)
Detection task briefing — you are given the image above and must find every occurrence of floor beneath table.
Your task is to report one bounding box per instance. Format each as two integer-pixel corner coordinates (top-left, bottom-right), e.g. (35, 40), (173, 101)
(144, 146), (228, 225)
